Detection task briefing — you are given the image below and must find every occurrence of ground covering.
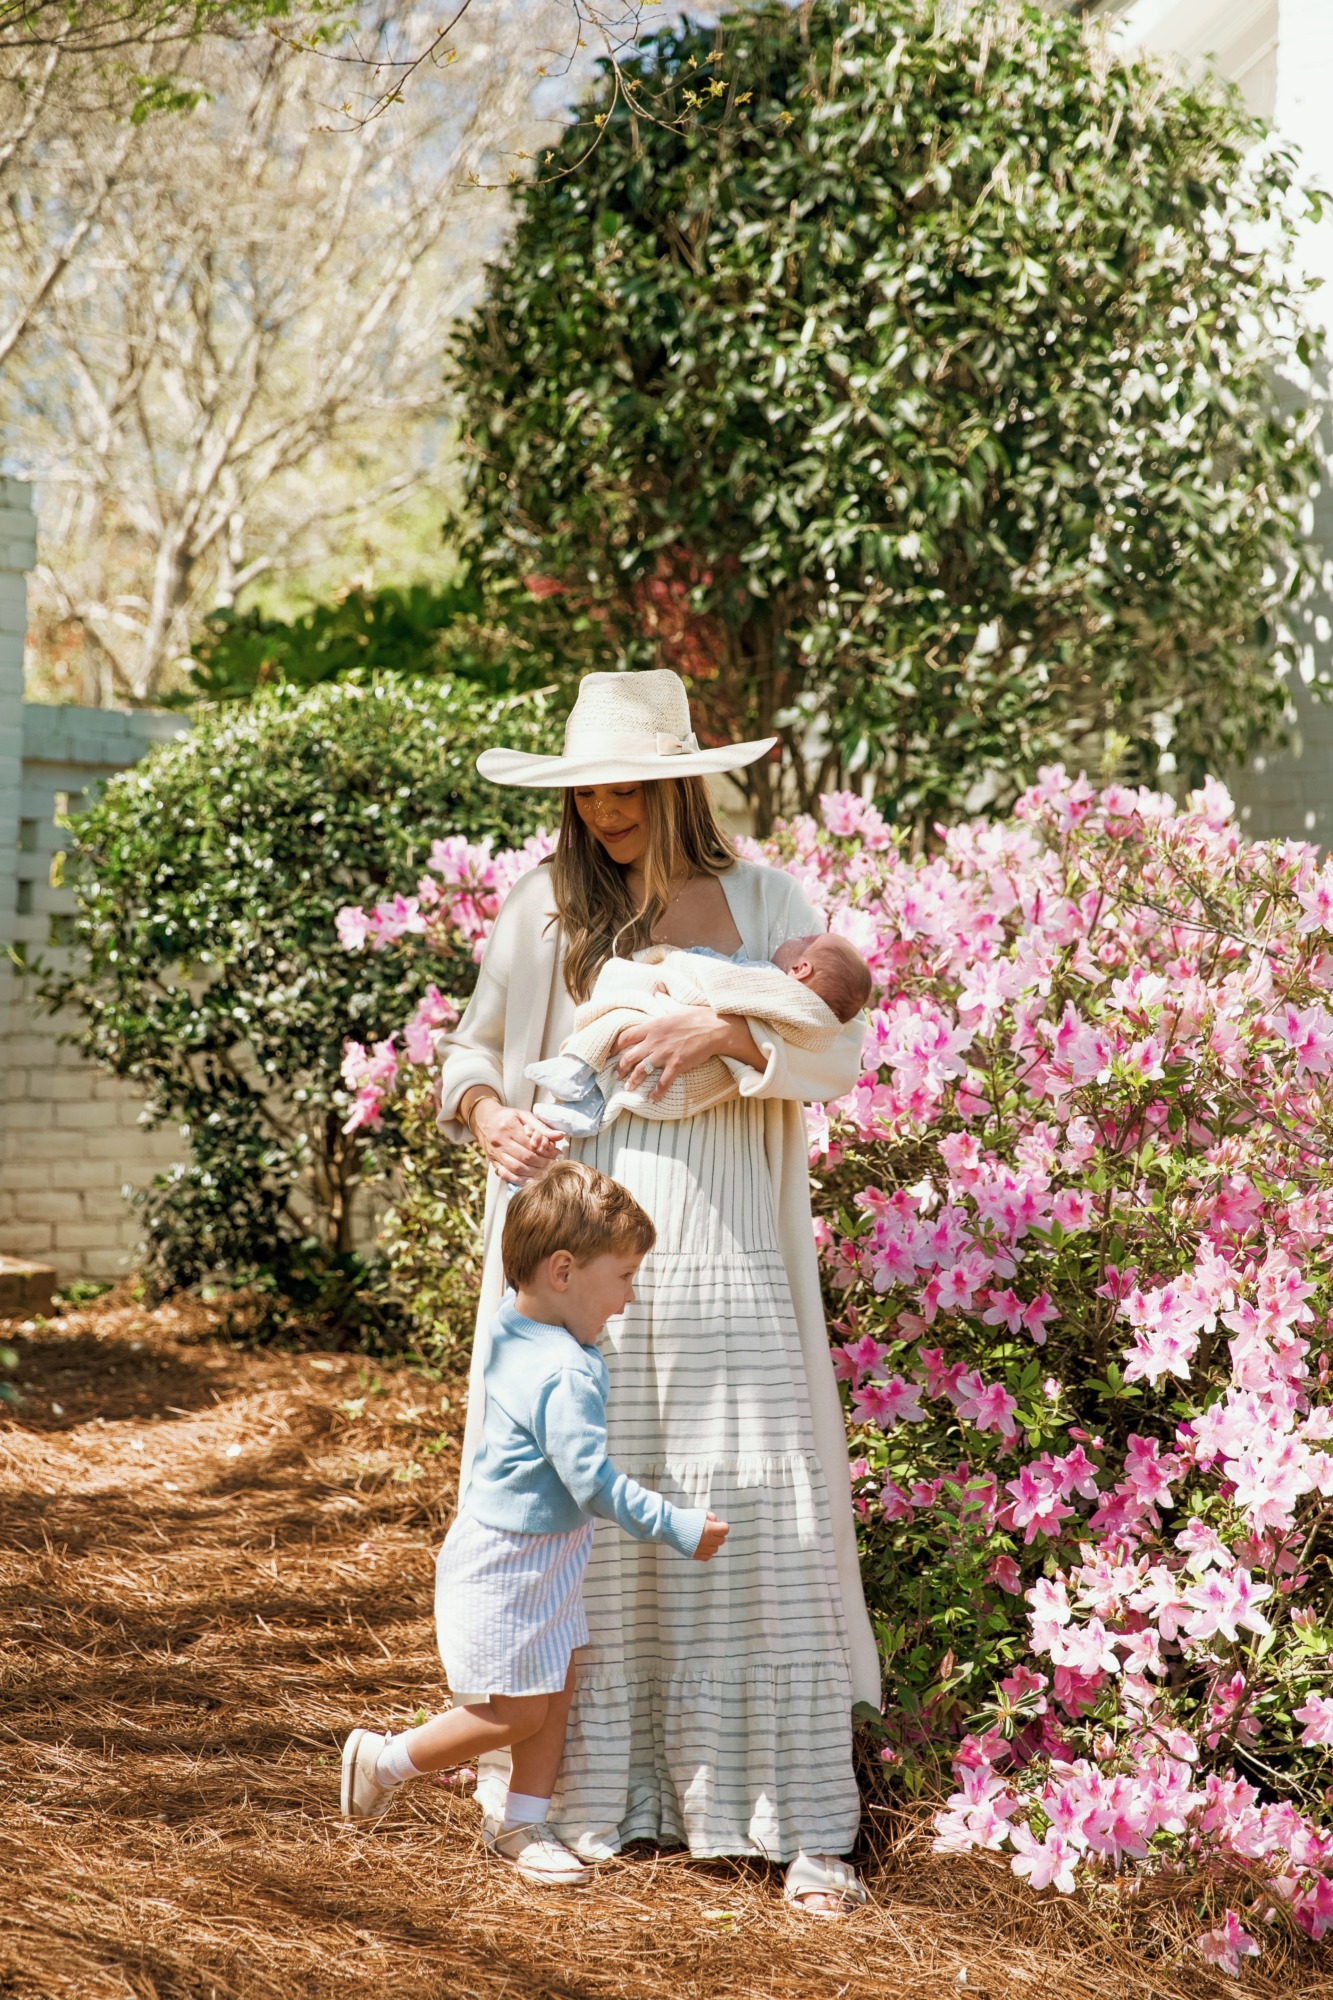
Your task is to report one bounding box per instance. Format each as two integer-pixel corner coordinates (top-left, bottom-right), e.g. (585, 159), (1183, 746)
(3, 1295), (1330, 1999)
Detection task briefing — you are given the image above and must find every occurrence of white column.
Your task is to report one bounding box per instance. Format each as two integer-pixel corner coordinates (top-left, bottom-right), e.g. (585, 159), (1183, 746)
(0, 481), (37, 1250)
(0, 479), (35, 970)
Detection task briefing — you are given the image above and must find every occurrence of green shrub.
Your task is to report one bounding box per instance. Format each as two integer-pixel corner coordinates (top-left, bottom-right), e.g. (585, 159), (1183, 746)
(374, 1071), (490, 1359)
(185, 570), (556, 704)
(40, 677), (550, 1318)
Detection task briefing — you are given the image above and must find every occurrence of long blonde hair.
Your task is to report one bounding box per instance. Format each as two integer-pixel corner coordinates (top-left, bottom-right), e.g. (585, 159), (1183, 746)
(551, 777), (735, 1002)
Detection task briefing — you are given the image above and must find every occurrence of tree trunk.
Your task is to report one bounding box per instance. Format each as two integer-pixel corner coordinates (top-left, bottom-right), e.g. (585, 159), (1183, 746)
(133, 533), (192, 703)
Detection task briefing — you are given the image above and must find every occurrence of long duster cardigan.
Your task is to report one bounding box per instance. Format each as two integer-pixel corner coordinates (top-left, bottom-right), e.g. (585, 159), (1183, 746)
(434, 855), (881, 1711)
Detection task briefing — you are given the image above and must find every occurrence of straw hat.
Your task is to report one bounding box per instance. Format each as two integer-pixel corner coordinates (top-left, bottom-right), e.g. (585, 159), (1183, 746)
(476, 669), (776, 788)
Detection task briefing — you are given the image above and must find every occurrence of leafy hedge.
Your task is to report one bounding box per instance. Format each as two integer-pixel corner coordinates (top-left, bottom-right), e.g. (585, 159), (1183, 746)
(185, 571), (556, 704)
(41, 678), (549, 1315)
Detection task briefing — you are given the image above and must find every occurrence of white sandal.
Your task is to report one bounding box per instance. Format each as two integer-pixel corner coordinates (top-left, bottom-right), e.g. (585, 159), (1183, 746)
(783, 1852), (867, 1917)
(486, 1820), (592, 1888)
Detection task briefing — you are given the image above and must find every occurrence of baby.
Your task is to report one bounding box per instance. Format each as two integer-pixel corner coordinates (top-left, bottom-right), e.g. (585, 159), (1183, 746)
(527, 931), (872, 1137)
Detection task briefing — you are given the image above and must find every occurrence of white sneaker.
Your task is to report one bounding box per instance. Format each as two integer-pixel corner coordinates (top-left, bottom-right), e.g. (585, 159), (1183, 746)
(486, 1820), (592, 1887)
(340, 1727), (396, 1821)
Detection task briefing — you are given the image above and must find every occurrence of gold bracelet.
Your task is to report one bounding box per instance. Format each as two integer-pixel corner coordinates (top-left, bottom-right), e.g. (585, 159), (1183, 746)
(463, 1089), (498, 1140)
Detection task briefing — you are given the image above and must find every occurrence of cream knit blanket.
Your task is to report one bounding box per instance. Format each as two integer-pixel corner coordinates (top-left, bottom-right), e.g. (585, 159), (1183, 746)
(561, 945), (841, 1127)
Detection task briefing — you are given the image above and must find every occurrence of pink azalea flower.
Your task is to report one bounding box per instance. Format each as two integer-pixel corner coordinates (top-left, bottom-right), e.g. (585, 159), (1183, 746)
(1191, 776), (1236, 831)
(1293, 1874), (1333, 1939)
(1180, 1568), (1273, 1646)
(1021, 1291), (1059, 1345)
(851, 1375), (927, 1429)
(956, 1375), (1019, 1439)
(335, 905), (371, 951)
(1295, 863), (1333, 935)
(1051, 1189), (1093, 1233)
(341, 1085), (384, 1134)
(1195, 1910), (1261, 1976)
(987, 1554), (1023, 1595)
(368, 893), (427, 948)
(838, 1332), (895, 1384)
(340, 1036), (398, 1092)
(982, 1287), (1024, 1335)
(1175, 1518), (1229, 1568)
(1123, 1435), (1182, 1511)
(1269, 1000), (1333, 1077)
(403, 983), (458, 1064)
(1009, 1823), (1078, 1893)
(1294, 1694), (1333, 1748)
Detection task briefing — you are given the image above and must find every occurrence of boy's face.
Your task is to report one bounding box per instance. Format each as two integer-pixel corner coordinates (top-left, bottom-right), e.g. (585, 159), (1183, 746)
(553, 1249), (643, 1345)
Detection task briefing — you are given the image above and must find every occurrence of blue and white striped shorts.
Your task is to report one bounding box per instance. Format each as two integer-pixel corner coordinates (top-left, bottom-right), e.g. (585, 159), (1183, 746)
(435, 1510), (595, 1700)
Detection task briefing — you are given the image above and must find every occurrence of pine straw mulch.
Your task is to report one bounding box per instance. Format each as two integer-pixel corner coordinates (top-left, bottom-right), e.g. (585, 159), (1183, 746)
(2, 1293), (1332, 2000)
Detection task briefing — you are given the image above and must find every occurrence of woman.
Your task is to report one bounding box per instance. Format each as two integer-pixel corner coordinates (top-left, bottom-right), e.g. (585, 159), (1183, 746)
(436, 669), (879, 1914)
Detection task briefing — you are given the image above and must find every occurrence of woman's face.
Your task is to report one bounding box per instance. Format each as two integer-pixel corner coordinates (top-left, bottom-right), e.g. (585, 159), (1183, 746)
(572, 783), (650, 869)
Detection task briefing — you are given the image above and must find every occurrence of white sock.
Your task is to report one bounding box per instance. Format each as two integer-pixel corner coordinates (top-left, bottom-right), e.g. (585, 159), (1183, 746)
(375, 1731), (421, 1788)
(502, 1790), (551, 1830)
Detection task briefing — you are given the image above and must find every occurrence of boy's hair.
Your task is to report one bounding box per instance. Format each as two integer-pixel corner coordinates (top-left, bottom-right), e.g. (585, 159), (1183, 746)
(502, 1159), (656, 1288)
(806, 933), (873, 1023)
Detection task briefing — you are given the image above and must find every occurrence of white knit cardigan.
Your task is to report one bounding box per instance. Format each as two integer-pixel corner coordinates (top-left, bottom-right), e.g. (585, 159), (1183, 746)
(435, 856), (881, 1709)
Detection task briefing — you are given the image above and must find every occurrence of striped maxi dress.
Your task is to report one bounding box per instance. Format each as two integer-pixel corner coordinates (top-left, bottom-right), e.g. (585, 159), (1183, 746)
(550, 1093), (860, 1861)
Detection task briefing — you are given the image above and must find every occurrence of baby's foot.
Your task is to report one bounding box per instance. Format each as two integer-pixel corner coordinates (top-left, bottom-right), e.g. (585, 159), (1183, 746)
(525, 1055), (598, 1097)
(531, 1098), (605, 1138)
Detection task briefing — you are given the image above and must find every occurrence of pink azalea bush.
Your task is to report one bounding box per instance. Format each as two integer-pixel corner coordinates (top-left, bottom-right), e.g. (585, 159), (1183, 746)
(758, 771), (1333, 1967)
(335, 832), (554, 1133)
(338, 772), (1333, 1969)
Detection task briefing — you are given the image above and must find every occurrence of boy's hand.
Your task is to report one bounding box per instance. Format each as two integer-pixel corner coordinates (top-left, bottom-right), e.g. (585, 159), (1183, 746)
(693, 1513), (730, 1562)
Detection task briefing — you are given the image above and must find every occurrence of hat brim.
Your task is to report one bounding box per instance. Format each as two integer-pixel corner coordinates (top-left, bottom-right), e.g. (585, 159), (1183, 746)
(476, 739), (777, 788)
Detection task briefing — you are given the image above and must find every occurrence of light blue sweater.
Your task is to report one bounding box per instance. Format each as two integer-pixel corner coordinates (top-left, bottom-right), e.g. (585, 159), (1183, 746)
(464, 1293), (707, 1559)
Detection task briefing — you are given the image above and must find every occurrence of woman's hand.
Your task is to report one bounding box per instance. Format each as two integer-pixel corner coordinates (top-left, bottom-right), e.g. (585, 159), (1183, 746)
(614, 1007), (763, 1099)
(471, 1097), (563, 1186)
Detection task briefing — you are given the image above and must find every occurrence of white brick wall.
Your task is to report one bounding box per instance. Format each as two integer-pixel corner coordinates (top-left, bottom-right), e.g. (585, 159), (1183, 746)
(0, 481), (193, 1280)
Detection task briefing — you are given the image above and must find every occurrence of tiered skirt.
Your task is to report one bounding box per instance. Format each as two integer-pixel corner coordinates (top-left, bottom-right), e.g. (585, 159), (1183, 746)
(550, 1096), (859, 1862)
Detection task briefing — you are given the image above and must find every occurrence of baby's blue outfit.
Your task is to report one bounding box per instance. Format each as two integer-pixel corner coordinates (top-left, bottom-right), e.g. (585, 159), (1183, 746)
(435, 1294), (707, 1699)
(466, 1294), (706, 1554)
(526, 946), (769, 1137)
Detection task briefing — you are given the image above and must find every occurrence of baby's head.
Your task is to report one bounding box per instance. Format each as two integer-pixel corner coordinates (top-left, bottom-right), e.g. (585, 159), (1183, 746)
(771, 932), (872, 1024)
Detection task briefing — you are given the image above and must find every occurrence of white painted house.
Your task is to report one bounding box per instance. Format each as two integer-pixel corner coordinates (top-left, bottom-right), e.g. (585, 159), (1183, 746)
(1090, 0), (1333, 840)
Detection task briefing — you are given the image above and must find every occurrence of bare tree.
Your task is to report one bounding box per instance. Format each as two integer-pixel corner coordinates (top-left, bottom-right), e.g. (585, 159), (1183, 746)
(4, 5), (575, 704)
(0, 1), (692, 386)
